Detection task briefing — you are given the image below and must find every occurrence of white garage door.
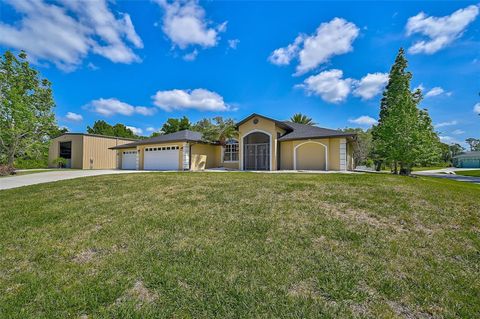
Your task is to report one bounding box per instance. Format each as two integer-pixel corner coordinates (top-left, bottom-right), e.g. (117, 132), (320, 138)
(122, 151), (137, 170)
(144, 146), (179, 170)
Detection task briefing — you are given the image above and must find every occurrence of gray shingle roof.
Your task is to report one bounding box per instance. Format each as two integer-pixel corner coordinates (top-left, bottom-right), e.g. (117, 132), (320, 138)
(278, 121), (355, 141)
(110, 130), (205, 149)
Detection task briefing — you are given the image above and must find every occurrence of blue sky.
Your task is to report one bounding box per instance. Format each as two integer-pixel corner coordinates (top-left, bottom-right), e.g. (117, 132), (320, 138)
(1, 1), (479, 144)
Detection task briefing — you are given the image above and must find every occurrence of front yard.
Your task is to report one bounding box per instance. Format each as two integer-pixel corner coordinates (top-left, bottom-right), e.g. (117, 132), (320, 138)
(454, 169), (480, 177)
(0, 172), (478, 318)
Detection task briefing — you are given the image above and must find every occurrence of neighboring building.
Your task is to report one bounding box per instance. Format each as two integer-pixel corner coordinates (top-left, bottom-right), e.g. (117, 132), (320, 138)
(453, 151), (480, 168)
(48, 133), (137, 169)
(110, 113), (356, 171)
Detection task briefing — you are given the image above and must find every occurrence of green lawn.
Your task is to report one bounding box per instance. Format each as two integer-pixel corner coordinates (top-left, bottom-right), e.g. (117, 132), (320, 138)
(454, 170), (480, 177)
(412, 165), (450, 171)
(0, 169), (64, 178)
(0, 173), (478, 318)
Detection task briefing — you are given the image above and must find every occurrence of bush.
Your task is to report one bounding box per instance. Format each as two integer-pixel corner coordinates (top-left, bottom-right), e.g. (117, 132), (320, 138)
(51, 157), (68, 168)
(14, 158), (48, 169)
(0, 165), (15, 176)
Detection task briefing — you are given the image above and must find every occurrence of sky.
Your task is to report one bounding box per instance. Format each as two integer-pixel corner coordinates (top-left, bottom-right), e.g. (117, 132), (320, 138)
(0, 0), (479, 145)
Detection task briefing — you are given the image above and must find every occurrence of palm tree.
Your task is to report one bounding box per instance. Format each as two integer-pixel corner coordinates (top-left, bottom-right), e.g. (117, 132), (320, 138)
(290, 113), (316, 125)
(193, 117), (238, 145)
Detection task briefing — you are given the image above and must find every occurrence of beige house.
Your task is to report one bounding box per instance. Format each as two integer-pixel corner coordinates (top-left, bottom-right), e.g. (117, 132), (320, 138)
(110, 114), (356, 171)
(48, 133), (137, 169)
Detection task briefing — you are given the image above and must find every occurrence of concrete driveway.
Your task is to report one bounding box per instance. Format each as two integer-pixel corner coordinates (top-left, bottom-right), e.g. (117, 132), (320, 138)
(413, 168), (480, 185)
(0, 169), (144, 190)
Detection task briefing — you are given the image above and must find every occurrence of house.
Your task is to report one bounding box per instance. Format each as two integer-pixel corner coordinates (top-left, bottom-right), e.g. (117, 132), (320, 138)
(110, 113), (356, 171)
(453, 151), (480, 168)
(48, 133), (137, 169)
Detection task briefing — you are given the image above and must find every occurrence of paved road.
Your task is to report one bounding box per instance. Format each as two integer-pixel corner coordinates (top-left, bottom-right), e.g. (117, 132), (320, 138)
(0, 170), (144, 190)
(413, 168), (480, 185)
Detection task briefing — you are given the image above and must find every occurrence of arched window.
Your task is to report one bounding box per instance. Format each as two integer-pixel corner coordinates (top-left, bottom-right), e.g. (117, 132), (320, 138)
(223, 139), (239, 162)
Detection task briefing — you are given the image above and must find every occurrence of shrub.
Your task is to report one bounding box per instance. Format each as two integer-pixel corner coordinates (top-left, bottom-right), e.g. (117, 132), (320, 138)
(14, 158), (49, 169)
(51, 157), (68, 168)
(0, 165), (15, 176)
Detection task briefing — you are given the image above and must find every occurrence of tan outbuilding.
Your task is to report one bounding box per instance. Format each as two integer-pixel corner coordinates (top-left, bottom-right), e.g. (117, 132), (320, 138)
(48, 133), (137, 169)
(110, 113), (356, 172)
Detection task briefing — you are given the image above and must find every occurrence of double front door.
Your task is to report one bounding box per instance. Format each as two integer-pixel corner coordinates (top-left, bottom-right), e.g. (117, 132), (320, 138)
(244, 143), (269, 170)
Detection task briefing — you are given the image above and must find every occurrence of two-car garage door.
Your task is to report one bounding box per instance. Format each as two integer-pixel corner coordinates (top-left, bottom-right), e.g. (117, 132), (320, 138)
(144, 146), (179, 170)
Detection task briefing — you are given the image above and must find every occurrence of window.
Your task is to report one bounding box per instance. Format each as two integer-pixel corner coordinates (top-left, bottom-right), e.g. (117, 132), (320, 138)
(223, 140), (239, 162)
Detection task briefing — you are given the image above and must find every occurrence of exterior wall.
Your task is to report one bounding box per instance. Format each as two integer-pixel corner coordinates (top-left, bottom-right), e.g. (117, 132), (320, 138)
(222, 161), (240, 170)
(296, 142), (326, 170)
(82, 135), (132, 169)
(347, 141), (354, 170)
(48, 135), (83, 168)
(191, 144), (221, 170)
(136, 142), (184, 170)
(238, 116), (279, 170)
(279, 137), (345, 170)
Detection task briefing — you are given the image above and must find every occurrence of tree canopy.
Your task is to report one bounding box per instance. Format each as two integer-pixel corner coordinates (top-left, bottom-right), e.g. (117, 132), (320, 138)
(290, 113), (316, 125)
(159, 116), (191, 135)
(465, 138), (480, 151)
(192, 117), (237, 145)
(0, 50), (59, 166)
(86, 120), (140, 139)
(371, 48), (441, 175)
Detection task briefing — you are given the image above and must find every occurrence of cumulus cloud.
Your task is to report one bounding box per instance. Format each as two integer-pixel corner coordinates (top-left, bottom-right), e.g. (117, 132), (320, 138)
(155, 0), (225, 49)
(452, 129), (465, 135)
(86, 98), (156, 117)
(228, 39), (240, 49)
(152, 89), (229, 112)
(406, 4), (479, 54)
(0, 0), (143, 71)
(352, 73), (389, 100)
(65, 112), (83, 122)
(297, 69), (352, 103)
(126, 126), (143, 136)
(435, 120), (458, 128)
(146, 127), (158, 132)
(439, 135), (461, 145)
(474, 103), (480, 114)
(269, 18), (359, 74)
(183, 49), (198, 61)
(425, 86), (449, 98)
(348, 116), (377, 126)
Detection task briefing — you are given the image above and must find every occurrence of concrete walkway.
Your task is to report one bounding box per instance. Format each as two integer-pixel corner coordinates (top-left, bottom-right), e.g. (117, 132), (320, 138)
(413, 168), (480, 185)
(0, 169), (145, 190)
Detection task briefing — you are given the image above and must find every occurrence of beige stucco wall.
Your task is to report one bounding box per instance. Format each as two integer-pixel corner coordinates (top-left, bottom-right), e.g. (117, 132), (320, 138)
(279, 137), (346, 171)
(191, 144), (221, 170)
(82, 135), (132, 169)
(48, 135), (83, 168)
(238, 116), (279, 170)
(296, 142), (326, 170)
(136, 142), (184, 170)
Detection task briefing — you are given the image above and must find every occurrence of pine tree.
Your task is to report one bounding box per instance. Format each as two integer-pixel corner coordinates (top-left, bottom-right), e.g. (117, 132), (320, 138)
(372, 48), (440, 175)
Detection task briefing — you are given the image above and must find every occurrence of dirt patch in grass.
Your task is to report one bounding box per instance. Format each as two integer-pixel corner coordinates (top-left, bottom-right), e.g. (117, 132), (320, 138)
(115, 281), (158, 309)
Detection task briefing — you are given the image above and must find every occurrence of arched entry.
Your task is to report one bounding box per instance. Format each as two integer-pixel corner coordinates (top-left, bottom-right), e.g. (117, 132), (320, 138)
(243, 131), (271, 170)
(294, 141), (328, 170)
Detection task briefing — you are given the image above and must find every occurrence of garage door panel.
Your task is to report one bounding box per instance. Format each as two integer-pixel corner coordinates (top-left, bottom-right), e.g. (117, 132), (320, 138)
(296, 143), (326, 170)
(122, 151), (137, 170)
(144, 146), (179, 170)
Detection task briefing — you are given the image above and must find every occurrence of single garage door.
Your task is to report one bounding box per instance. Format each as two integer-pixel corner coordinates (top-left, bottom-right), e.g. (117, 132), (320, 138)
(122, 151), (137, 170)
(144, 146), (179, 170)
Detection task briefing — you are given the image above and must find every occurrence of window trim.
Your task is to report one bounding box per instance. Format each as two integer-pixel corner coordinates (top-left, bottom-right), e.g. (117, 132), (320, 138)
(222, 139), (239, 163)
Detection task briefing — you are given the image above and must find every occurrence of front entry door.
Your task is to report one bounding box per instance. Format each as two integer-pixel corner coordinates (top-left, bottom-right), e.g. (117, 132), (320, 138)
(244, 143), (269, 170)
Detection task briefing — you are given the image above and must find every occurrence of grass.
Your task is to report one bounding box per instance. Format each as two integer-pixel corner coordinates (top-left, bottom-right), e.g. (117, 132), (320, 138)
(412, 165), (449, 171)
(0, 169), (75, 178)
(454, 170), (480, 177)
(0, 172), (478, 318)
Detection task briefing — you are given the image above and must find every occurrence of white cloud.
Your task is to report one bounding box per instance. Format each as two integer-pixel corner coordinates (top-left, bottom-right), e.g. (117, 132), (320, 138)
(269, 18), (359, 74)
(452, 129), (465, 135)
(425, 87), (446, 98)
(406, 5), (479, 54)
(65, 112), (83, 122)
(87, 98), (156, 117)
(228, 39), (240, 49)
(348, 116), (377, 126)
(152, 89), (229, 112)
(183, 49), (198, 61)
(474, 103), (480, 114)
(126, 126), (143, 136)
(352, 73), (389, 100)
(0, 0), (143, 71)
(439, 135), (461, 145)
(155, 0), (225, 49)
(297, 69), (352, 103)
(146, 127), (158, 132)
(435, 120), (458, 128)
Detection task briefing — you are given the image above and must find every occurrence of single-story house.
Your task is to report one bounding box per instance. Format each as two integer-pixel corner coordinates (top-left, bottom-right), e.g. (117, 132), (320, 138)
(453, 151), (480, 168)
(109, 113), (356, 171)
(48, 133), (137, 169)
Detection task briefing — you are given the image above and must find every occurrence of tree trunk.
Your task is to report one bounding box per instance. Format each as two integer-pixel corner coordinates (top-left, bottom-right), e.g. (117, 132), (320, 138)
(374, 160), (382, 171)
(399, 163), (411, 176)
(393, 161), (398, 174)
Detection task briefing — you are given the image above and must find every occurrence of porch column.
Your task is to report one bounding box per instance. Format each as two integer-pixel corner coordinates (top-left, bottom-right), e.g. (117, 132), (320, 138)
(183, 142), (190, 170)
(339, 138), (347, 171)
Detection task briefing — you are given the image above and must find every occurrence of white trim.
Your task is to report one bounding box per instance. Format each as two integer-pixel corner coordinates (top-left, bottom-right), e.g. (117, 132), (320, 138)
(240, 129), (273, 171)
(340, 138), (347, 171)
(183, 142), (190, 170)
(221, 139), (239, 163)
(135, 147), (140, 170)
(293, 140), (328, 171)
